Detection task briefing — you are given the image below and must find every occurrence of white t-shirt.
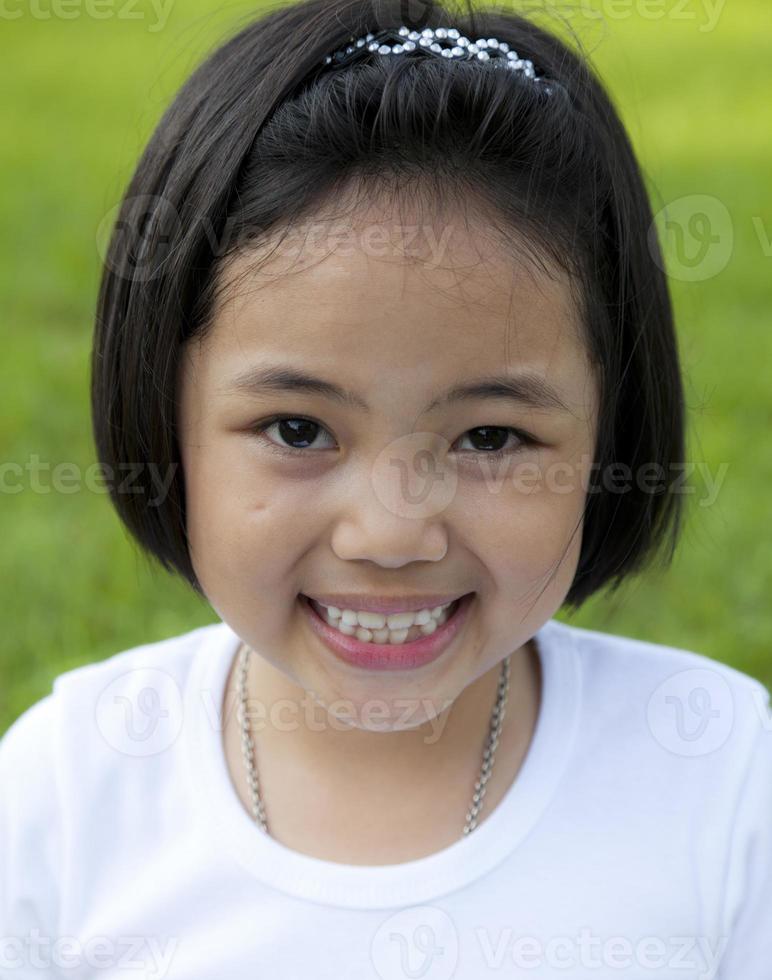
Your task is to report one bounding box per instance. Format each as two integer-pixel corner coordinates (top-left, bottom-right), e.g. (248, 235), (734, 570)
(2, 616), (771, 979)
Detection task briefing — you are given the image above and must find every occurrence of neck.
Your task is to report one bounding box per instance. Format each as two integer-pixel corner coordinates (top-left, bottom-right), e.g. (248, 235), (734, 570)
(222, 638), (541, 848)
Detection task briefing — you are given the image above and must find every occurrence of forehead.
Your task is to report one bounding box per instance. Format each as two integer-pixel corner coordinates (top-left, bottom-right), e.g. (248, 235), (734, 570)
(192, 206), (593, 399)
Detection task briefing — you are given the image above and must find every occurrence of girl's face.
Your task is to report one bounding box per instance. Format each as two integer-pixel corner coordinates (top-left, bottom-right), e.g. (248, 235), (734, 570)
(176, 206), (598, 730)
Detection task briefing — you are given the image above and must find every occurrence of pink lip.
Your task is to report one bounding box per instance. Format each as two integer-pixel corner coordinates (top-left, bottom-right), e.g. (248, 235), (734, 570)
(300, 592), (474, 671)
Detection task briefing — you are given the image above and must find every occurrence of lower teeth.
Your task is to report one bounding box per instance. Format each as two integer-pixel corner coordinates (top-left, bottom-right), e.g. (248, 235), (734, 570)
(311, 598), (461, 645)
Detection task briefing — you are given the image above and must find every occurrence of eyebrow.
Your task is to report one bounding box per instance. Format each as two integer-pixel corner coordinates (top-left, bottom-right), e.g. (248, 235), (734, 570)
(226, 365), (572, 414)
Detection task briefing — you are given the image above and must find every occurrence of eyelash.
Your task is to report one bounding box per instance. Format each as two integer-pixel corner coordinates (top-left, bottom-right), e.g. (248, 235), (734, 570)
(251, 416), (538, 460)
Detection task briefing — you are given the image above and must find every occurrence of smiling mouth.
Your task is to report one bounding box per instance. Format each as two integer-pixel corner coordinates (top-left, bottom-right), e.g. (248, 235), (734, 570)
(300, 592), (471, 645)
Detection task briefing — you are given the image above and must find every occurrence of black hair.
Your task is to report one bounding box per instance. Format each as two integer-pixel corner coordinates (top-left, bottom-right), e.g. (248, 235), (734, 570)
(91, 0), (686, 613)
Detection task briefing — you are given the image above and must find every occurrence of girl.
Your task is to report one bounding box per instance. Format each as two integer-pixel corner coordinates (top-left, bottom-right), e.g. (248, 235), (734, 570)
(2, 0), (770, 976)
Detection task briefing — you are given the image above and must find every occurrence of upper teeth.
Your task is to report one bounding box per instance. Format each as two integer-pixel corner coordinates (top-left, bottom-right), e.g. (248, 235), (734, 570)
(317, 600), (455, 630)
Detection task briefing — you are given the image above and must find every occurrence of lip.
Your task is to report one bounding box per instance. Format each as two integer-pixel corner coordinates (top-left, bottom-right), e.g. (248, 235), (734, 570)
(299, 592), (475, 671)
(302, 592), (466, 615)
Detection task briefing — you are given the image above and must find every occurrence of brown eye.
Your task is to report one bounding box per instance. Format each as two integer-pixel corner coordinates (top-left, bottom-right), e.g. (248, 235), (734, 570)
(254, 417), (336, 454)
(455, 426), (533, 456)
(273, 418), (320, 449)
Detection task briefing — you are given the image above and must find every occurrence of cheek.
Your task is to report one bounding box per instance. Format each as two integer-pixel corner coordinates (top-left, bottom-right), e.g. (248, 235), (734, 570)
(182, 443), (323, 597)
(458, 461), (587, 587)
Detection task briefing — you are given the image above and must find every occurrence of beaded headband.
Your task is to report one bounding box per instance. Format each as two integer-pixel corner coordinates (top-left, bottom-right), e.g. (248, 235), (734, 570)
(321, 25), (553, 93)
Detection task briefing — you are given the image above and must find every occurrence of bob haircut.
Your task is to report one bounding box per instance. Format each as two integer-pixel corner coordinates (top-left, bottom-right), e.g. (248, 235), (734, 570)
(91, 0), (686, 613)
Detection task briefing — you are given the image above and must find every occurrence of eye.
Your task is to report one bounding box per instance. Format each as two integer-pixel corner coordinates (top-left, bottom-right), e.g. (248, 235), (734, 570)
(252, 417), (536, 459)
(454, 425), (535, 459)
(253, 416), (335, 456)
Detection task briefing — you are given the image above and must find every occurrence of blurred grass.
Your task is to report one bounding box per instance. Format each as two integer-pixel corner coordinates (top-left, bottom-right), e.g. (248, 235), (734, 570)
(1, 0), (770, 732)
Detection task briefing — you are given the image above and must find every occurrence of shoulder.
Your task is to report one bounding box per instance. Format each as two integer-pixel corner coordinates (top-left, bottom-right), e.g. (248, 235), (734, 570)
(1, 617), (231, 774)
(550, 616), (768, 689)
(0, 691), (63, 933)
(49, 619), (228, 703)
(547, 620), (772, 952)
(0, 620), (234, 929)
(0, 620), (234, 829)
(41, 620), (234, 765)
(543, 617), (770, 810)
(547, 617), (770, 734)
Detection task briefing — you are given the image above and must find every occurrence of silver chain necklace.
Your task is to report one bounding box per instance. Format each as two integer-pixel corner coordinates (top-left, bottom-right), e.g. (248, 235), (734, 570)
(235, 641), (512, 838)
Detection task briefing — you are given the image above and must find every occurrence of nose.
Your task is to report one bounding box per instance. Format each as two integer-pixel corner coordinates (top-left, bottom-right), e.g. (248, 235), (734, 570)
(329, 431), (457, 567)
(330, 498), (449, 568)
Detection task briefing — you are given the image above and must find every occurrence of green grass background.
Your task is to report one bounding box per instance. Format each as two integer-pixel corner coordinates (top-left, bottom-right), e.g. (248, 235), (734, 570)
(1, 0), (770, 733)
